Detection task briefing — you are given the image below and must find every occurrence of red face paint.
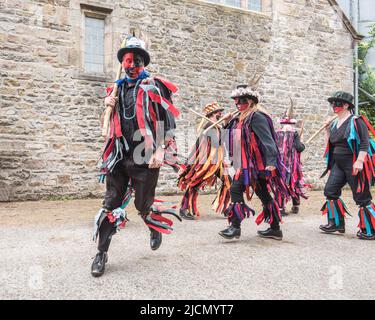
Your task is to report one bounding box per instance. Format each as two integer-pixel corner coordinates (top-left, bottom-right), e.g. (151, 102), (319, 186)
(122, 52), (145, 79)
(237, 104), (250, 111)
(235, 97), (251, 112)
(333, 106), (344, 113)
(331, 101), (345, 113)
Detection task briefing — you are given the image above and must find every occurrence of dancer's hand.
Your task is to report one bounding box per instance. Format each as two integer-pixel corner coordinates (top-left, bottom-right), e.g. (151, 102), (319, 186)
(149, 147), (165, 169)
(223, 159), (232, 168)
(265, 165), (276, 171)
(104, 96), (118, 109)
(353, 160), (364, 176)
(222, 113), (233, 125)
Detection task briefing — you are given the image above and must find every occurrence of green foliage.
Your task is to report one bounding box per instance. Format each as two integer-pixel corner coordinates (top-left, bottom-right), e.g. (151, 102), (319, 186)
(45, 194), (76, 201)
(357, 24), (375, 124)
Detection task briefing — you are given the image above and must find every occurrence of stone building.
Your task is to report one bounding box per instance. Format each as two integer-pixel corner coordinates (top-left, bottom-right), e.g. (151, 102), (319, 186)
(0, 0), (362, 201)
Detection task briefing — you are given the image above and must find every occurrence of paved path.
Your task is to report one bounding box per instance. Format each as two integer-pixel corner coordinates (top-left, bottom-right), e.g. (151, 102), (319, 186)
(1, 190), (374, 300)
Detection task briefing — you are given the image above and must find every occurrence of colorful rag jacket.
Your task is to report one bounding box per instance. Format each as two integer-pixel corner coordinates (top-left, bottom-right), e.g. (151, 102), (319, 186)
(224, 110), (290, 208)
(276, 129), (307, 202)
(93, 75), (182, 237)
(322, 115), (375, 192)
(99, 75), (181, 182)
(177, 123), (231, 217)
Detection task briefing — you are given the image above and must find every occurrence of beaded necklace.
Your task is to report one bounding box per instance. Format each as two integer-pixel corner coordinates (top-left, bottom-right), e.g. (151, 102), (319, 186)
(122, 79), (142, 120)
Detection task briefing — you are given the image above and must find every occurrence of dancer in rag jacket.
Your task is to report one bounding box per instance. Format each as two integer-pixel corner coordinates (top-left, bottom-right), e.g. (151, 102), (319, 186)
(91, 35), (182, 277)
(319, 91), (375, 240)
(218, 84), (290, 241)
(178, 102), (231, 220)
(276, 100), (307, 216)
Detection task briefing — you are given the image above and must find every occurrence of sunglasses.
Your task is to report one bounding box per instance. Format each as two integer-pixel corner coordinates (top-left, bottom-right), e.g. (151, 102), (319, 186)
(234, 97), (250, 105)
(330, 101), (344, 107)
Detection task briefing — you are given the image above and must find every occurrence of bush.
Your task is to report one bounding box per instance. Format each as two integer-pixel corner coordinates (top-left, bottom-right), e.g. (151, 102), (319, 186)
(357, 24), (375, 124)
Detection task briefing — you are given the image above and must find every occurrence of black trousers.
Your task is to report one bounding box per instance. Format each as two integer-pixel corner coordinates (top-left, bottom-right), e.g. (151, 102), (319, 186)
(324, 154), (372, 207)
(98, 157), (160, 252)
(281, 195), (300, 209)
(230, 173), (279, 229)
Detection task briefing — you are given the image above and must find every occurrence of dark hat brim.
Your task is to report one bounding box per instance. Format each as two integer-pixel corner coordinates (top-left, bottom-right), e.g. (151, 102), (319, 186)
(205, 108), (225, 117)
(231, 95), (259, 105)
(117, 47), (150, 66)
(327, 97), (354, 109)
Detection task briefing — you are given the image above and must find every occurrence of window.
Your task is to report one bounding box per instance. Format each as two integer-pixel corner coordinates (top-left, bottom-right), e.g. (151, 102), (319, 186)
(224, 0), (241, 7)
(79, 3), (114, 78)
(205, 0), (262, 12)
(84, 16), (105, 73)
(248, 0), (262, 11)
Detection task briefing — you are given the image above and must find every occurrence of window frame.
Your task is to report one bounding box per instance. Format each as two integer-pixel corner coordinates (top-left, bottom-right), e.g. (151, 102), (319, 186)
(203, 0), (263, 12)
(79, 4), (113, 80)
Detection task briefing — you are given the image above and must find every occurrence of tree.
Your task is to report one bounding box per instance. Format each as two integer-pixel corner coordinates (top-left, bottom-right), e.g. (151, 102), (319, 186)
(357, 23), (375, 123)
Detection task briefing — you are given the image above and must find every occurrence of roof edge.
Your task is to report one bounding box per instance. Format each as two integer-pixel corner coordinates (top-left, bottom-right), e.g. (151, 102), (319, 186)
(328, 0), (364, 41)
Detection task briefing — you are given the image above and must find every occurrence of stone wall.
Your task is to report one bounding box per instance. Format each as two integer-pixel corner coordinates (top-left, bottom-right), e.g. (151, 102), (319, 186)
(0, 0), (354, 201)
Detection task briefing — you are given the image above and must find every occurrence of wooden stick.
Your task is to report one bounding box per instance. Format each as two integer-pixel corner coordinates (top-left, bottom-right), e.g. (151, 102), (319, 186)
(299, 120), (305, 139)
(196, 117), (206, 133)
(188, 108), (219, 126)
(101, 63), (123, 138)
(305, 116), (337, 145)
(203, 110), (240, 135)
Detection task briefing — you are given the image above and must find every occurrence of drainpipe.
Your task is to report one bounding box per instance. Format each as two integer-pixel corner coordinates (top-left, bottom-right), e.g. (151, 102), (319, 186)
(355, 43), (359, 115)
(353, 0), (359, 115)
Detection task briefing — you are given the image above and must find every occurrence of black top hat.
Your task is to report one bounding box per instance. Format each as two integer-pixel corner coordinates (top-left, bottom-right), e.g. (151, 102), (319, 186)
(230, 84), (260, 104)
(117, 36), (150, 66)
(327, 91), (354, 109)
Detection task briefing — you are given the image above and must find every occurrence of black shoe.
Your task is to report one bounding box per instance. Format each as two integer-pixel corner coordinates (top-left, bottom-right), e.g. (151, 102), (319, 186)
(150, 228), (162, 250)
(356, 230), (375, 240)
(91, 251), (108, 277)
(290, 206), (299, 214)
(179, 209), (195, 220)
(319, 221), (345, 234)
(219, 225), (241, 239)
(280, 208), (288, 217)
(257, 228), (283, 240)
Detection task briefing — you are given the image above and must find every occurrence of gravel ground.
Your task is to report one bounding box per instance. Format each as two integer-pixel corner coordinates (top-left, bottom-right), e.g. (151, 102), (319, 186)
(0, 190), (374, 300)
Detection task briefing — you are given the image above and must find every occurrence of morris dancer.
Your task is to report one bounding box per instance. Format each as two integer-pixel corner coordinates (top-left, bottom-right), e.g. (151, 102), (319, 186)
(178, 102), (231, 219)
(276, 100), (307, 216)
(91, 35), (181, 277)
(219, 85), (289, 241)
(320, 91), (375, 240)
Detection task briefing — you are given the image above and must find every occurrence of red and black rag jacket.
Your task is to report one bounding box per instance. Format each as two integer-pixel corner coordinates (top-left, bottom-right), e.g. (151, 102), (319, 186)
(223, 110), (290, 205)
(92, 76), (182, 237)
(100, 76), (180, 181)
